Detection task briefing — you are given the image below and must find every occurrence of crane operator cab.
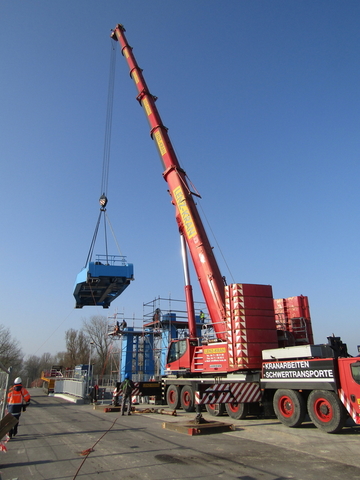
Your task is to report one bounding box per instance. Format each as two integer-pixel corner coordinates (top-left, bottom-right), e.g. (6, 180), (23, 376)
(166, 338), (199, 371)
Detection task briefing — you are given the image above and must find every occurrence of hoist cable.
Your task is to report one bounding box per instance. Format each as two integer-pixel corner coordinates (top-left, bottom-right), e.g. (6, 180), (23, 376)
(105, 211), (124, 257)
(197, 200), (235, 284)
(100, 41), (117, 198)
(84, 210), (103, 267)
(83, 42), (117, 268)
(104, 211), (109, 263)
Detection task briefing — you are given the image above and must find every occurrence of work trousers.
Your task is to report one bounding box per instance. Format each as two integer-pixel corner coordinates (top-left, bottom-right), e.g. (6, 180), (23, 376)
(9, 413), (20, 437)
(121, 393), (132, 415)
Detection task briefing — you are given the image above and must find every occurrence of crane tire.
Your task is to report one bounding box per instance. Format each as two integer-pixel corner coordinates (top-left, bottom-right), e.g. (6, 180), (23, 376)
(225, 402), (248, 420)
(205, 403), (225, 417)
(307, 390), (348, 434)
(166, 385), (180, 410)
(273, 389), (306, 427)
(180, 385), (195, 412)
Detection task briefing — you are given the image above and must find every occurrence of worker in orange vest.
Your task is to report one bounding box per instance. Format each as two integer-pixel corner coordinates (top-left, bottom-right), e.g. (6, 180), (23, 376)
(7, 377), (31, 439)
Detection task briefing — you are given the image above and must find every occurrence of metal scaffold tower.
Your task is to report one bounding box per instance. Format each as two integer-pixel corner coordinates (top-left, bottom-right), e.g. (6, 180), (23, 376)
(107, 298), (208, 381)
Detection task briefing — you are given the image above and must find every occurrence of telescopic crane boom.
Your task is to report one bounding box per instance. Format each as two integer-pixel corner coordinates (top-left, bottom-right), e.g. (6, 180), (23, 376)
(111, 24), (227, 341)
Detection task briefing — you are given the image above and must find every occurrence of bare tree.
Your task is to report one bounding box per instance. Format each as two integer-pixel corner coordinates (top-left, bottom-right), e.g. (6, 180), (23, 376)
(40, 352), (54, 368)
(22, 355), (42, 383)
(54, 351), (68, 367)
(82, 316), (112, 375)
(22, 352), (58, 384)
(0, 324), (23, 370)
(64, 329), (91, 368)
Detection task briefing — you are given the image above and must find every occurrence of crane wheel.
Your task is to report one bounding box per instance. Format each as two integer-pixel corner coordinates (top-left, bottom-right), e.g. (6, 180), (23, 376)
(180, 385), (195, 412)
(307, 390), (348, 433)
(273, 389), (306, 427)
(166, 385), (181, 410)
(205, 403), (225, 417)
(225, 402), (248, 420)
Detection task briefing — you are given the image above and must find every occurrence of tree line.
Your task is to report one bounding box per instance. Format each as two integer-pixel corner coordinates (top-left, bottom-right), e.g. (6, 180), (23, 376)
(0, 315), (117, 385)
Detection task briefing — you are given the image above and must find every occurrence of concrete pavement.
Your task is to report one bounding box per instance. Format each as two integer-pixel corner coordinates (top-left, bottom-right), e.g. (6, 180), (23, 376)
(1, 388), (359, 480)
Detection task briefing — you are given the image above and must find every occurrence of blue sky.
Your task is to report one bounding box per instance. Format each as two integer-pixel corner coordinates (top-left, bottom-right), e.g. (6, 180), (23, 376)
(1, 1), (359, 358)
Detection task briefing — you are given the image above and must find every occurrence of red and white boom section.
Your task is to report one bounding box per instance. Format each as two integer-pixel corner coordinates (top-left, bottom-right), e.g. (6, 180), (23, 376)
(111, 24), (227, 341)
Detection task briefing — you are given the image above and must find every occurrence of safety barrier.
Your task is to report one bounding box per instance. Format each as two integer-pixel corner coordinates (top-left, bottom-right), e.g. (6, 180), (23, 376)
(54, 379), (86, 398)
(0, 363), (11, 420)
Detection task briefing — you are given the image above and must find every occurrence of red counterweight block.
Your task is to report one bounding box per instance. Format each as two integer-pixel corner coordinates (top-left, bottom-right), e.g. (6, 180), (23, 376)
(273, 295), (314, 345)
(225, 284), (278, 370)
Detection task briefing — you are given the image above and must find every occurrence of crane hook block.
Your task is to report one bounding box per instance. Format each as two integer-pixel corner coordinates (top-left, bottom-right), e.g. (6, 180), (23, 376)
(73, 255), (134, 309)
(99, 194), (108, 209)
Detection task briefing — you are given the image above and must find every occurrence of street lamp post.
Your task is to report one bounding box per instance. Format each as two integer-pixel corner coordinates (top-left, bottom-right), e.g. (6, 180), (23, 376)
(88, 341), (94, 396)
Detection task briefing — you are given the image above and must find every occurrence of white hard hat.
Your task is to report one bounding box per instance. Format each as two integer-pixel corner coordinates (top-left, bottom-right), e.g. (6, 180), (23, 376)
(14, 377), (22, 384)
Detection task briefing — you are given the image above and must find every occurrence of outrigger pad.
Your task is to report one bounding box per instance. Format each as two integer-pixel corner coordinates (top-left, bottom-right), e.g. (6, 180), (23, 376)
(73, 261), (134, 308)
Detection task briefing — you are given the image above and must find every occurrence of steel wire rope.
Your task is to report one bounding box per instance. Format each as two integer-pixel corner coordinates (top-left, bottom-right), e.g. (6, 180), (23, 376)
(197, 197), (235, 285)
(104, 209), (109, 263)
(83, 211), (103, 307)
(173, 144), (235, 284)
(31, 309), (76, 356)
(72, 344), (120, 479)
(84, 40), (117, 270)
(72, 413), (121, 480)
(100, 41), (116, 199)
(105, 211), (123, 257)
(84, 209), (102, 268)
(101, 41), (116, 265)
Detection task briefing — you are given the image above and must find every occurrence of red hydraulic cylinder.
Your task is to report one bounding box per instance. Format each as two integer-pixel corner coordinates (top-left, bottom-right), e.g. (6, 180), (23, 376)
(111, 24), (227, 340)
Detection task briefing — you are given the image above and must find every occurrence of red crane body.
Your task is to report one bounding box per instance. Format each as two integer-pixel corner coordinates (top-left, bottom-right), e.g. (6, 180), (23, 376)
(111, 24), (227, 341)
(110, 25), (360, 434)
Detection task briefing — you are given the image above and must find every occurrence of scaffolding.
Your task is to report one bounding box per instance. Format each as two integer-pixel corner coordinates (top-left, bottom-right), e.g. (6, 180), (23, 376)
(142, 296), (208, 378)
(107, 297), (208, 381)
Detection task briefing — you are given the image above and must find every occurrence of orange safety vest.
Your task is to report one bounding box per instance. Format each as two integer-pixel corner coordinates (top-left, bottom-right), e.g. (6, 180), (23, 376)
(7, 385), (30, 415)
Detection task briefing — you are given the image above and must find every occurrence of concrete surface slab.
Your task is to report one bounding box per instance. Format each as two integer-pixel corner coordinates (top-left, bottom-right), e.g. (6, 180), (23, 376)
(0, 389), (359, 480)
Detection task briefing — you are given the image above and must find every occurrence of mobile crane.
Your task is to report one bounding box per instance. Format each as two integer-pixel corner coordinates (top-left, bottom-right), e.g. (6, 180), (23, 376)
(111, 24), (360, 433)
